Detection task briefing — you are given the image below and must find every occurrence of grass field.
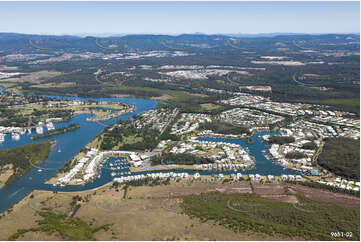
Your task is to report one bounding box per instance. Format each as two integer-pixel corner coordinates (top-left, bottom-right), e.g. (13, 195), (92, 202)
(1, 180), (359, 241)
(200, 103), (222, 111)
(322, 98), (360, 106)
(1, 71), (62, 88)
(8, 210), (110, 241)
(106, 85), (206, 103)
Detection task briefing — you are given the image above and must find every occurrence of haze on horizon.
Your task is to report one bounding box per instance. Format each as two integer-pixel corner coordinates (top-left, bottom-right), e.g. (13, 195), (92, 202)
(0, 1), (359, 36)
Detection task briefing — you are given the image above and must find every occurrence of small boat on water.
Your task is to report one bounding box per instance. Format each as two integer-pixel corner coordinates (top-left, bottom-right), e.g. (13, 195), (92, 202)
(27, 128), (32, 134)
(38, 169), (42, 172)
(20, 129), (26, 135)
(0, 133), (5, 142)
(11, 132), (20, 140)
(46, 122), (55, 130)
(36, 126), (43, 134)
(58, 148), (62, 152)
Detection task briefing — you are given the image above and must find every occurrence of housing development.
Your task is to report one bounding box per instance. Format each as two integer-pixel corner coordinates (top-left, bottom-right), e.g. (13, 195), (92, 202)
(0, 2), (359, 240)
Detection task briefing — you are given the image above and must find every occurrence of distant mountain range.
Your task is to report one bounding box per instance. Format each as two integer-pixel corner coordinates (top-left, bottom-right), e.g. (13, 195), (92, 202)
(0, 32), (358, 54)
(0, 32), (359, 39)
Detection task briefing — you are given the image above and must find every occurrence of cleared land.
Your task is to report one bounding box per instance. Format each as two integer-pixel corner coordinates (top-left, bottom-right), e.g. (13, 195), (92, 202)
(1, 180), (359, 241)
(0, 164), (13, 188)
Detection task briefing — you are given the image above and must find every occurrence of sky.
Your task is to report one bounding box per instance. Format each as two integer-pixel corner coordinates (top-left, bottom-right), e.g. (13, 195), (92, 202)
(0, 1), (359, 35)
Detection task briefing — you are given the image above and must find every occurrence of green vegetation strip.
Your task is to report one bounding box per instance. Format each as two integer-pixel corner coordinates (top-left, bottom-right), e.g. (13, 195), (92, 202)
(0, 141), (53, 185)
(199, 121), (250, 135)
(267, 135), (295, 145)
(8, 210), (111, 241)
(181, 192), (360, 241)
(31, 123), (80, 140)
(151, 153), (213, 166)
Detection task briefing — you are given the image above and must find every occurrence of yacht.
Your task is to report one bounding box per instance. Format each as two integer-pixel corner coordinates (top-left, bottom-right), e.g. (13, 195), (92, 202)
(0, 133), (5, 142)
(46, 122), (55, 130)
(11, 132), (20, 140)
(38, 169), (42, 172)
(20, 129), (26, 135)
(58, 148), (62, 152)
(27, 128), (32, 134)
(36, 126), (43, 134)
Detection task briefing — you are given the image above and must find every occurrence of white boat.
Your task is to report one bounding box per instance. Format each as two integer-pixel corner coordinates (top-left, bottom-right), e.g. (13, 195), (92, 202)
(20, 129), (26, 135)
(46, 122), (55, 130)
(58, 148), (62, 152)
(36, 126), (43, 134)
(38, 169), (42, 172)
(27, 128), (32, 134)
(0, 133), (5, 142)
(11, 133), (20, 140)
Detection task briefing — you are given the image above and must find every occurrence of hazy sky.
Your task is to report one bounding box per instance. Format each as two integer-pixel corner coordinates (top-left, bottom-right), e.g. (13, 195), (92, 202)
(0, 1), (359, 35)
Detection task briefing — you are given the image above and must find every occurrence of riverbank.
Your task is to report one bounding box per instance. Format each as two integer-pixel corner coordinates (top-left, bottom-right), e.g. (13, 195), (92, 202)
(0, 94), (159, 214)
(0, 140), (55, 187)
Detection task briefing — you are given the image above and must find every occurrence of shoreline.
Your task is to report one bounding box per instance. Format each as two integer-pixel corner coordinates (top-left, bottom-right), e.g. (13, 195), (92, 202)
(0, 140), (56, 188)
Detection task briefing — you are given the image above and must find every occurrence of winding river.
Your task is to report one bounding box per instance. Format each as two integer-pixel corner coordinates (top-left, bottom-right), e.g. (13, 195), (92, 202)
(0, 94), (299, 213)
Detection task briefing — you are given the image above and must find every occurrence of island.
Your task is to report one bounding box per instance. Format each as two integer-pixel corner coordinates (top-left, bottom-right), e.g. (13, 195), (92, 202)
(31, 123), (80, 140)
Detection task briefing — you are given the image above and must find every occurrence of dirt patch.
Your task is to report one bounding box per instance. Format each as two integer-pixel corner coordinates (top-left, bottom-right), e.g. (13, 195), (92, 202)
(14, 231), (62, 241)
(262, 195), (299, 204)
(290, 184), (360, 208)
(200, 103), (222, 110)
(128, 180), (252, 199)
(31, 82), (75, 88)
(241, 85), (272, 92)
(252, 61), (305, 66)
(253, 183), (285, 195)
(2, 71), (61, 84)
(0, 164), (13, 188)
(151, 93), (173, 101)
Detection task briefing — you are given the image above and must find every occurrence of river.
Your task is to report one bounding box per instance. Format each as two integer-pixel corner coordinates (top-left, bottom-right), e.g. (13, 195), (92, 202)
(0, 93), (299, 213)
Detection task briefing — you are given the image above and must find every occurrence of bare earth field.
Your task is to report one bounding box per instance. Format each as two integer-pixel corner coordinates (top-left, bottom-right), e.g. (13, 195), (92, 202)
(0, 180), (358, 241)
(0, 164), (13, 189)
(1, 71), (61, 84)
(289, 184), (360, 208)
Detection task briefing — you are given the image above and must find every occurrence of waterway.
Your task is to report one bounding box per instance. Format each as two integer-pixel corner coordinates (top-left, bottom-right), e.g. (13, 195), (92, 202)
(0, 94), (158, 213)
(0, 93), (299, 213)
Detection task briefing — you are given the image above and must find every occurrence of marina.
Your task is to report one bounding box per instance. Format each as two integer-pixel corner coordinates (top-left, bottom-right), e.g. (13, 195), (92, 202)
(0, 94), (158, 213)
(0, 92), (300, 213)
